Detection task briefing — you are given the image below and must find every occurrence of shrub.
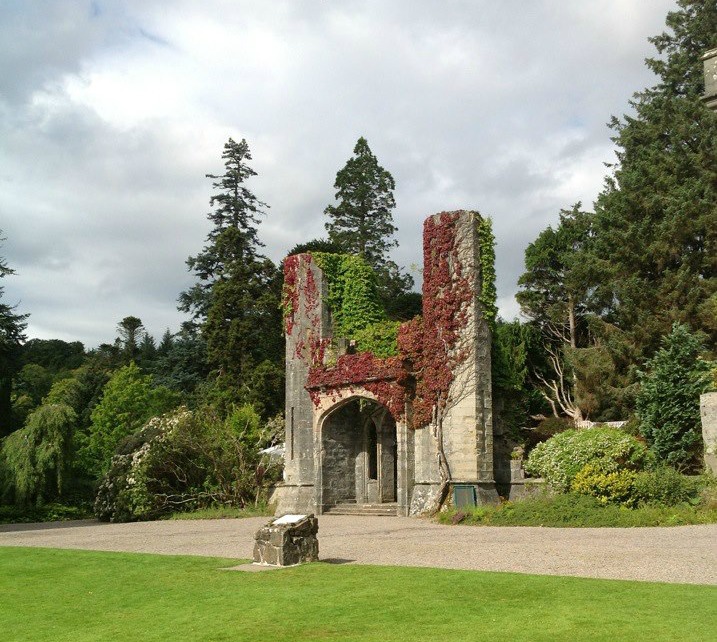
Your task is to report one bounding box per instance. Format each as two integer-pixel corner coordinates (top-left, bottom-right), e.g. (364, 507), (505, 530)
(571, 464), (638, 507)
(95, 406), (282, 522)
(524, 427), (649, 491)
(525, 416), (572, 451)
(632, 467), (699, 506)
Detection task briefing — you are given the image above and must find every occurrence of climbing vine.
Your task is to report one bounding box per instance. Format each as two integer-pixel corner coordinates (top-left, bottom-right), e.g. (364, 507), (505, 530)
(281, 255), (300, 334)
(353, 320), (401, 358)
(476, 216), (497, 329)
(311, 252), (384, 338)
(284, 211), (494, 432)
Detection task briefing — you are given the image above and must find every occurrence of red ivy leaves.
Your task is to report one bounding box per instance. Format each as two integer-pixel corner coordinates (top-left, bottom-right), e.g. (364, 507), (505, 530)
(287, 212), (473, 429)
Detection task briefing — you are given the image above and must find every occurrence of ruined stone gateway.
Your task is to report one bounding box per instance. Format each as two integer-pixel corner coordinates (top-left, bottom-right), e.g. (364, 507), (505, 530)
(275, 210), (500, 517)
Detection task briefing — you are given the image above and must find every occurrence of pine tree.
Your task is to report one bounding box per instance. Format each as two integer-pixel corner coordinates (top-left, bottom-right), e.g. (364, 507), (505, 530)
(116, 316), (146, 364)
(324, 137), (414, 307)
(0, 232), (28, 436)
(178, 138), (282, 386)
(590, 0), (717, 355)
(636, 323), (714, 470)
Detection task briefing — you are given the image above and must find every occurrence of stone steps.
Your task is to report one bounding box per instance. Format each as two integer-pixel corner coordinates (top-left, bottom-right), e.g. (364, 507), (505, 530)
(323, 502), (398, 516)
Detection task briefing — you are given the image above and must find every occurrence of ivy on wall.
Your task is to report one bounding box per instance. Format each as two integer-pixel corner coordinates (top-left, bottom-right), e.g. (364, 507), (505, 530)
(284, 211), (499, 426)
(310, 252), (399, 356)
(476, 217), (497, 329)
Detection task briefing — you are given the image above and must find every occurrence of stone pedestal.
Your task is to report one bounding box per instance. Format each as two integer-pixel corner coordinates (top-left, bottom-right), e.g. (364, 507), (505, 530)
(253, 514), (319, 566)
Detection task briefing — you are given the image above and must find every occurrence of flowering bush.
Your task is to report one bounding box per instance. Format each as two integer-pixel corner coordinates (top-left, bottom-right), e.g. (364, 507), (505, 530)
(95, 406), (282, 522)
(524, 427), (649, 492)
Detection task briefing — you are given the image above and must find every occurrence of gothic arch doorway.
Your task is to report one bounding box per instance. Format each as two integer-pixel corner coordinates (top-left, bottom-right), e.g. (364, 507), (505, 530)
(318, 397), (398, 511)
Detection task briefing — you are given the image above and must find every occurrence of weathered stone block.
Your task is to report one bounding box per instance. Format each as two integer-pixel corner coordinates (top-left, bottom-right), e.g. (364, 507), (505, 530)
(253, 514), (319, 566)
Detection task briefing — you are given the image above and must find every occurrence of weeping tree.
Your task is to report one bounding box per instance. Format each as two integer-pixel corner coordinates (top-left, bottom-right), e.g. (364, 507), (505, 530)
(0, 403), (76, 505)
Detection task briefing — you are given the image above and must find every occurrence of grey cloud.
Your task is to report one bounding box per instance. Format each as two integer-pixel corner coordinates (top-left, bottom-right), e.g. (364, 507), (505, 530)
(1, 0), (677, 347)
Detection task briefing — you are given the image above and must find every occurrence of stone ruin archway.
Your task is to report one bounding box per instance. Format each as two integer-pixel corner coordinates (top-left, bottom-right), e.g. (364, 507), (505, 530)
(317, 397), (398, 512)
(276, 210), (499, 519)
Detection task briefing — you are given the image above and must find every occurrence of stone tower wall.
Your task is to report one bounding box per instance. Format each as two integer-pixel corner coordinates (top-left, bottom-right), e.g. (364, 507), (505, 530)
(274, 254), (329, 515)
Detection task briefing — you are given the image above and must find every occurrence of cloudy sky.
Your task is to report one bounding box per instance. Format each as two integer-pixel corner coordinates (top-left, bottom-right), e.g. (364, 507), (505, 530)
(1, 0), (676, 348)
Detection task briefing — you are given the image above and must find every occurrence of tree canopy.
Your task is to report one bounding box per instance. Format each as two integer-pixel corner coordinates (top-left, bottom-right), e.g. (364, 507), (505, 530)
(324, 137), (414, 309)
(178, 138), (283, 412)
(0, 232), (28, 436)
(517, 0), (716, 423)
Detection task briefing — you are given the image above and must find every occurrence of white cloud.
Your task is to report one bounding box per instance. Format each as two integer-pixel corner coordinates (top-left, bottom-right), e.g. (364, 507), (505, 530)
(0, 0), (677, 347)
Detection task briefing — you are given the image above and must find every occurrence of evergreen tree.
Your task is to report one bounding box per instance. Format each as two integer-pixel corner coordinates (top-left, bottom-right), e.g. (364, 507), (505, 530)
(116, 316), (146, 364)
(0, 232), (28, 436)
(178, 138), (282, 387)
(156, 329), (174, 358)
(636, 323), (714, 470)
(516, 205), (597, 420)
(324, 137), (414, 308)
(590, 0), (717, 355)
(517, 1), (716, 422)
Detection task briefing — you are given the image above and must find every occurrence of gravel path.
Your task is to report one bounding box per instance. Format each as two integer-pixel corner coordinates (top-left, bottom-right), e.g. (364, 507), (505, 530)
(1, 516), (715, 585)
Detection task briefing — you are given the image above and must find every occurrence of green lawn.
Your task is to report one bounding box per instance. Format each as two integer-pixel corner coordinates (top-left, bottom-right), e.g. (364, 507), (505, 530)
(1, 547), (715, 641)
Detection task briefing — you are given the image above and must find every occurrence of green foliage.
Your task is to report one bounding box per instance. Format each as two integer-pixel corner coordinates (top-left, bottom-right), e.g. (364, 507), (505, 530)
(324, 136), (413, 303)
(85, 363), (179, 476)
(240, 359), (285, 418)
(0, 231), (28, 436)
(383, 291), (423, 322)
(152, 330), (210, 395)
(569, 463), (701, 508)
(353, 320), (401, 358)
(440, 492), (717, 528)
(310, 251), (402, 357)
(632, 467), (701, 506)
(166, 503), (273, 520)
(13, 363), (53, 406)
(178, 138), (283, 393)
(95, 406), (282, 522)
(571, 464), (639, 507)
(0, 402), (77, 505)
(0, 502), (92, 524)
(492, 320), (547, 439)
(476, 217), (497, 327)
(116, 316), (146, 364)
(516, 204), (593, 340)
(566, 319), (639, 421)
(20, 338), (85, 372)
(312, 252), (385, 338)
(636, 323), (714, 469)
(524, 427), (649, 491)
(516, 205), (599, 420)
(589, 1), (717, 354)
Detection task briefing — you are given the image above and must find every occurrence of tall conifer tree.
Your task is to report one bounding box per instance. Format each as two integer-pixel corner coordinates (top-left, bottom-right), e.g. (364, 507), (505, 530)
(590, 0), (717, 354)
(0, 232), (28, 435)
(179, 139), (282, 388)
(324, 137), (414, 310)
